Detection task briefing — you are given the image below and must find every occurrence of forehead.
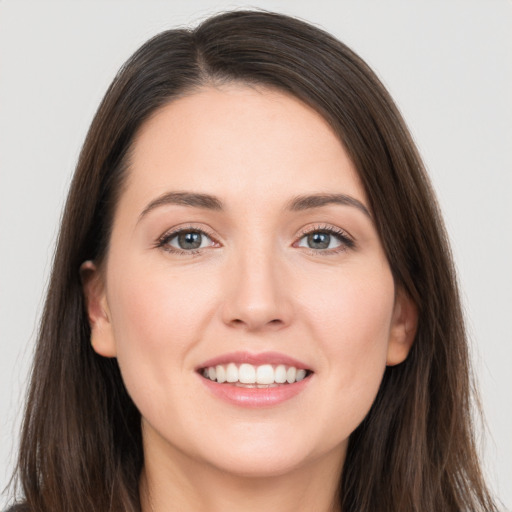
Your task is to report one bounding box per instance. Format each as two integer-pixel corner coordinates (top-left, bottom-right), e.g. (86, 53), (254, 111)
(124, 84), (366, 210)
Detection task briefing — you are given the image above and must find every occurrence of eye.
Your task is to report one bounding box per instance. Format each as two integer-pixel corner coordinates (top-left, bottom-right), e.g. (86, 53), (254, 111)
(295, 226), (354, 253)
(298, 231), (341, 250)
(157, 228), (217, 254)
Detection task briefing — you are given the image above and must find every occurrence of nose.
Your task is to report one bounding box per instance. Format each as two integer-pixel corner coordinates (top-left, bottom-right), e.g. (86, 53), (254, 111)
(221, 247), (293, 332)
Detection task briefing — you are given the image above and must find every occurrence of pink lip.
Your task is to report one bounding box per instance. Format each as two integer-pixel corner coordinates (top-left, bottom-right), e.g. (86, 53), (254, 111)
(197, 351), (311, 370)
(199, 374), (312, 408)
(196, 351), (313, 408)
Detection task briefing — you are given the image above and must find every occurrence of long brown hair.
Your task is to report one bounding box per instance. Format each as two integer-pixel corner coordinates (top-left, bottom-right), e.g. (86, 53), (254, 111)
(10, 10), (497, 512)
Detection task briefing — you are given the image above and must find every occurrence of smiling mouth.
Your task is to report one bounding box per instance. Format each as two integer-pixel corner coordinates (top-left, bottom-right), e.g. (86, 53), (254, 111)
(199, 363), (313, 387)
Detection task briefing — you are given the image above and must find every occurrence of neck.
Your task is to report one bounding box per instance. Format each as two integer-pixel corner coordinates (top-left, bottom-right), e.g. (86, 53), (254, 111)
(139, 428), (344, 512)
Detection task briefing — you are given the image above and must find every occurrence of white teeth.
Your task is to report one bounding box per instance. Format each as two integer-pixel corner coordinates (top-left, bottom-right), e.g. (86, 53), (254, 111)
(256, 364), (274, 385)
(274, 364), (287, 383)
(202, 363), (309, 385)
(239, 363), (256, 384)
(226, 363), (238, 383)
(215, 365), (226, 383)
(286, 366), (296, 384)
(295, 369), (307, 382)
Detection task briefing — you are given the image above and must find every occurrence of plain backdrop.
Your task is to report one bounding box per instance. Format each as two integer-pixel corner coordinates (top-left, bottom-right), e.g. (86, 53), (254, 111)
(1, 0), (511, 509)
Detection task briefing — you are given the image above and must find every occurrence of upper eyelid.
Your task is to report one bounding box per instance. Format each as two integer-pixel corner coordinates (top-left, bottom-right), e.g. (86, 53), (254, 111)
(159, 224), (350, 238)
(296, 223), (353, 239)
(158, 224), (218, 242)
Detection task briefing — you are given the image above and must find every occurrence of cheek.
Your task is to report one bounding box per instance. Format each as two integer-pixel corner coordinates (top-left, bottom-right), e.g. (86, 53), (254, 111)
(104, 261), (219, 430)
(108, 261), (214, 353)
(332, 279), (393, 357)
(303, 262), (395, 350)
(300, 265), (394, 428)
(104, 261), (218, 403)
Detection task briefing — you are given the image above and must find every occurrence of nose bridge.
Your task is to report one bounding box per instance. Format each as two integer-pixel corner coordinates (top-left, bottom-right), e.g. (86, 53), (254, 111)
(222, 234), (290, 331)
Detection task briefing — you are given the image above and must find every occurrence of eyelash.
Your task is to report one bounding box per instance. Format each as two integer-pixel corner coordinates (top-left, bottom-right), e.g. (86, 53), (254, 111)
(155, 224), (355, 256)
(295, 224), (355, 255)
(155, 225), (219, 256)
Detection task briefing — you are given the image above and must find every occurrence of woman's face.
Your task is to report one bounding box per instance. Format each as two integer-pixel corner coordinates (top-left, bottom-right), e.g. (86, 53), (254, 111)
(84, 84), (415, 478)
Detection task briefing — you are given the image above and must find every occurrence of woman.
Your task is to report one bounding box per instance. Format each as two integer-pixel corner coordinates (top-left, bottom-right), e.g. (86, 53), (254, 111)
(8, 10), (498, 512)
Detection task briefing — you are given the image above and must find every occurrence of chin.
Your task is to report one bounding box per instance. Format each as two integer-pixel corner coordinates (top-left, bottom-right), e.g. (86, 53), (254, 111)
(194, 427), (347, 480)
(206, 449), (318, 479)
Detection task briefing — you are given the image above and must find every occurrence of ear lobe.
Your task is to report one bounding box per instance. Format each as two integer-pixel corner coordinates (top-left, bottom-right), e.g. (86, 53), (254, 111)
(386, 288), (418, 366)
(80, 260), (117, 358)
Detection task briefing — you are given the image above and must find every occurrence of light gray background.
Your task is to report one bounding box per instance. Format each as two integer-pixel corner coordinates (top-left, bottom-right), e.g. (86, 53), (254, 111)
(1, 0), (511, 509)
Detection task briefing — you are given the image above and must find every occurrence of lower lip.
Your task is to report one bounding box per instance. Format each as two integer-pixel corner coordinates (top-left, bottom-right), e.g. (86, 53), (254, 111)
(199, 375), (312, 408)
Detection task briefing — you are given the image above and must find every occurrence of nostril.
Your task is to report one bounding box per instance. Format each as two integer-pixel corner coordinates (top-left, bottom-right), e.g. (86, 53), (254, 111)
(226, 314), (287, 331)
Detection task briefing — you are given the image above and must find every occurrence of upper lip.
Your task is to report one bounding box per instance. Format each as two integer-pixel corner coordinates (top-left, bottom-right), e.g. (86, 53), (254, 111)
(197, 351), (312, 371)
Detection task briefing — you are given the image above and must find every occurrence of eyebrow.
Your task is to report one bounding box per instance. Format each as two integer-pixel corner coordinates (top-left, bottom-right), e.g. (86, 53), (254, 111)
(138, 191), (371, 221)
(139, 191), (223, 221)
(287, 193), (371, 218)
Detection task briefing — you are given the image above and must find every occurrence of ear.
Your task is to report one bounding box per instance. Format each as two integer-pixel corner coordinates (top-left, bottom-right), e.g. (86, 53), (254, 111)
(80, 260), (117, 358)
(386, 288), (418, 366)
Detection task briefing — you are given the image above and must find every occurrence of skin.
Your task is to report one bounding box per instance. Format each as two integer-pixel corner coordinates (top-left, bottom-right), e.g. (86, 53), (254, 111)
(82, 84), (417, 512)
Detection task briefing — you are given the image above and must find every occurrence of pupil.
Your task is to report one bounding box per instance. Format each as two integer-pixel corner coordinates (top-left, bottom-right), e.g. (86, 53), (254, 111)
(178, 231), (202, 249)
(308, 232), (330, 249)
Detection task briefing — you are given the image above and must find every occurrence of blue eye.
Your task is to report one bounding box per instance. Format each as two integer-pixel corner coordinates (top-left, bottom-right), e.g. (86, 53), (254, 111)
(296, 228), (353, 252)
(160, 229), (215, 252)
(157, 226), (352, 255)
(300, 232), (338, 250)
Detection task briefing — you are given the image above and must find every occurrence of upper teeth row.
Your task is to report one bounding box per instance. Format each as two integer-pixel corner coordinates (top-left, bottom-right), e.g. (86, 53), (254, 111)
(202, 363), (307, 384)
